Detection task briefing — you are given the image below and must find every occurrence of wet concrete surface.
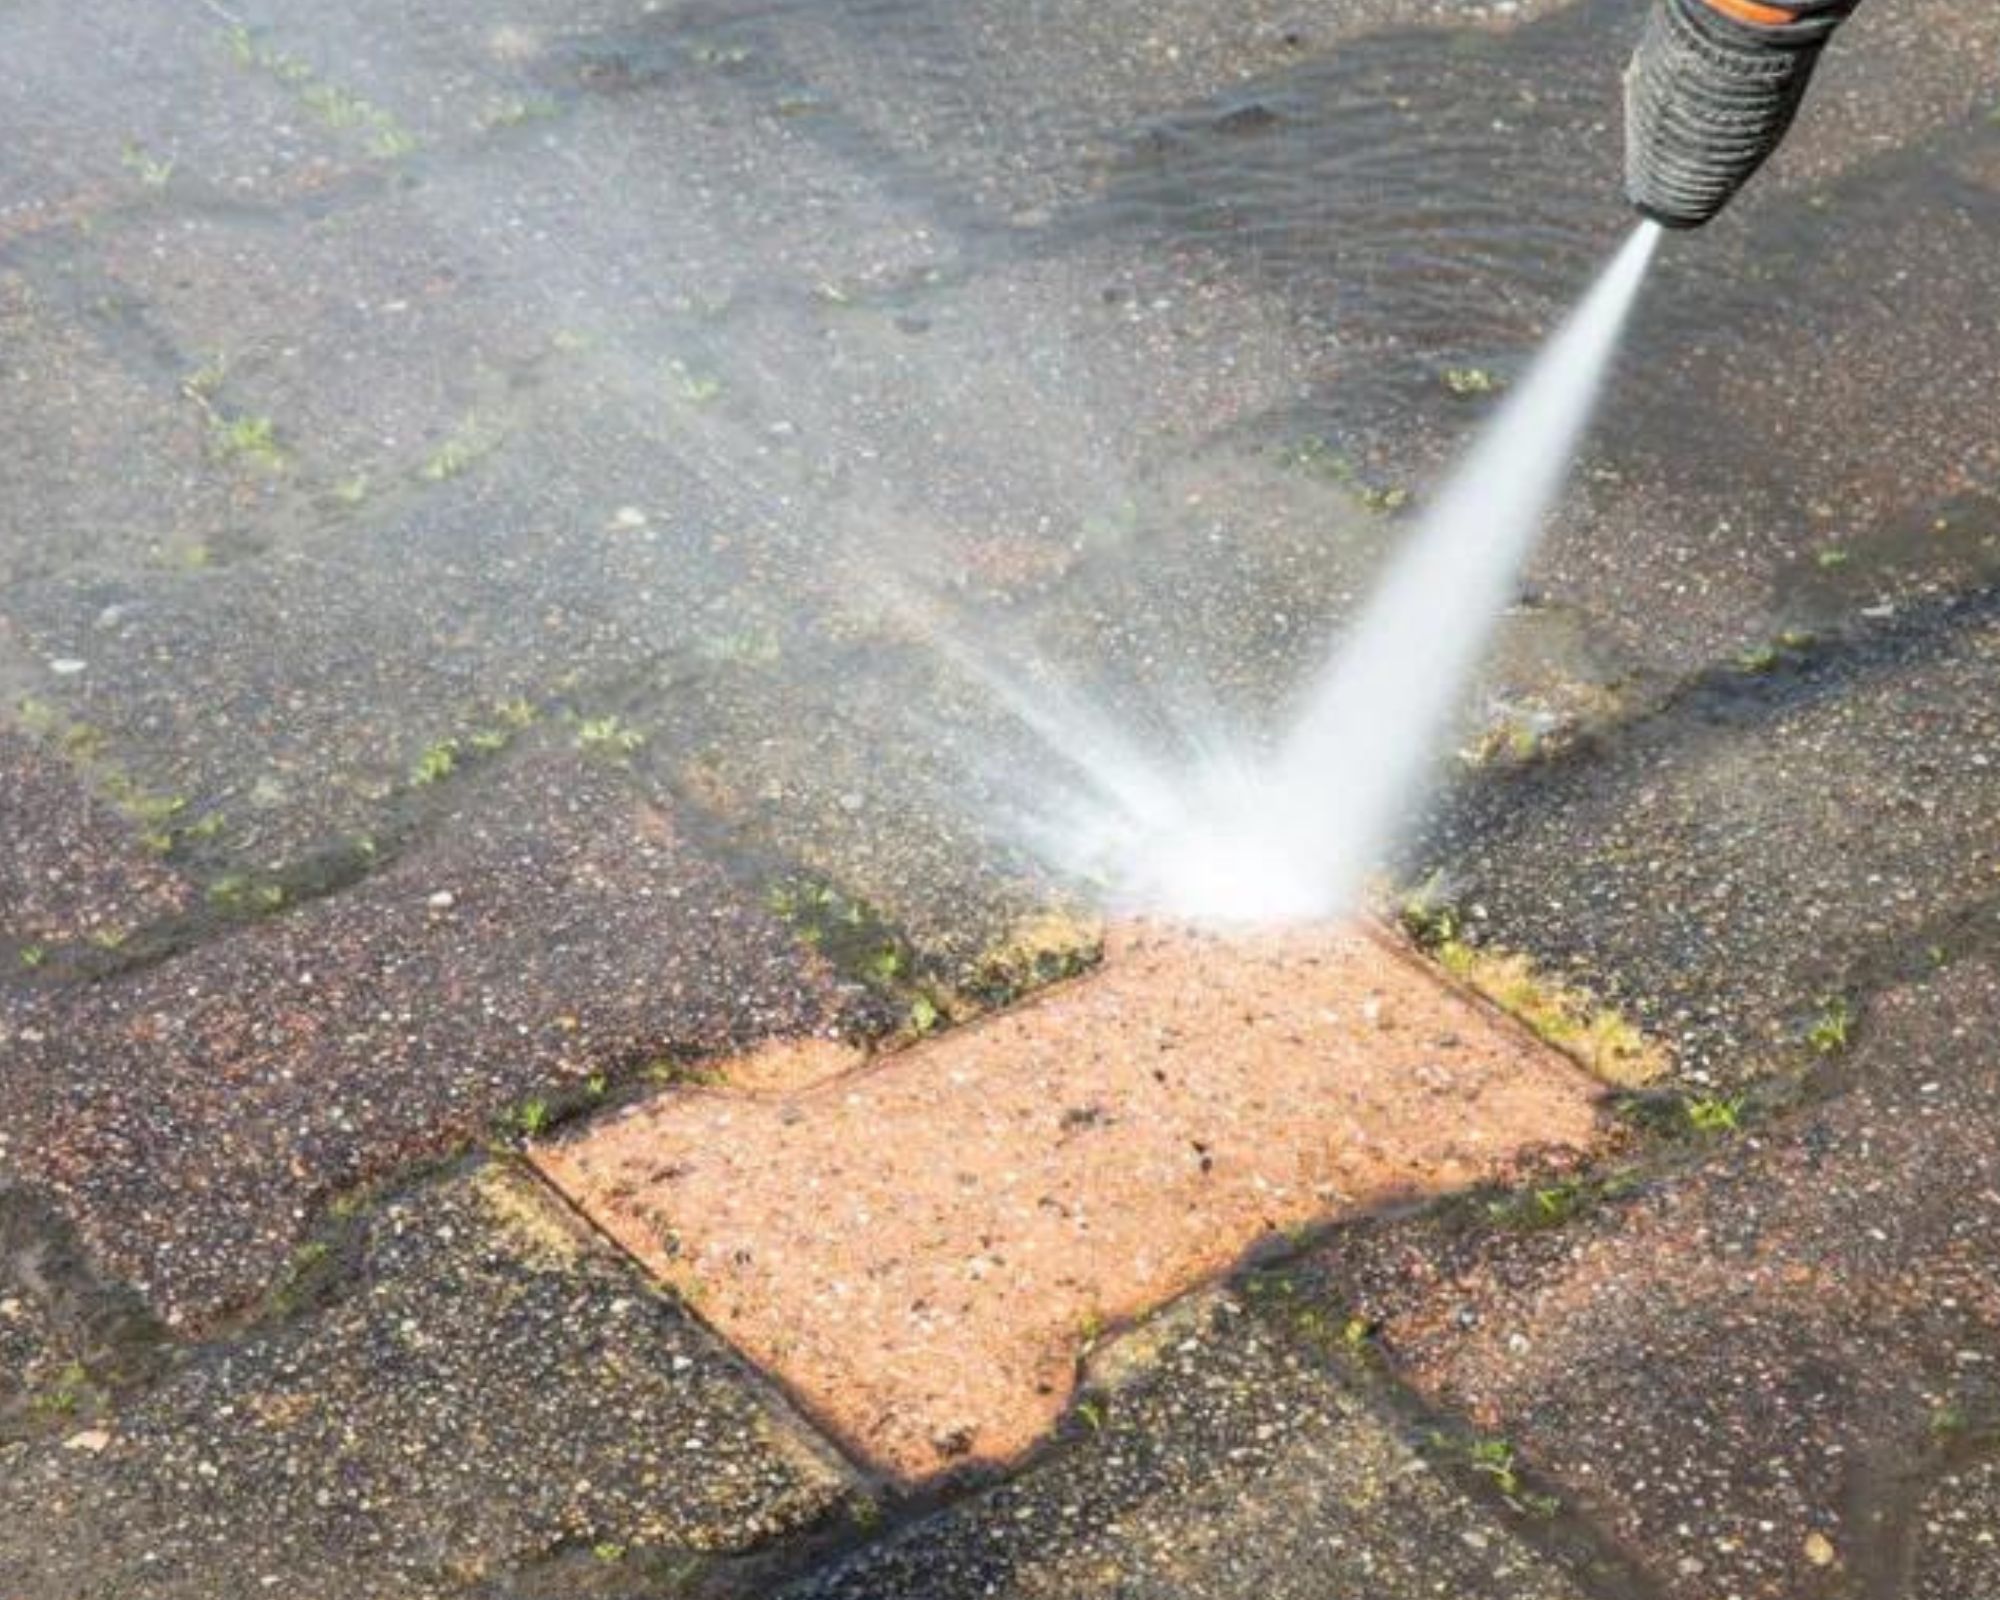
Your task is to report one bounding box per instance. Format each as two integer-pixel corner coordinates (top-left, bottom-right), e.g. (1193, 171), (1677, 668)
(1, 750), (859, 1330)
(1306, 954), (2000, 1599)
(1418, 600), (2000, 1079)
(1911, 1455), (2000, 1599)
(0, 1165), (856, 1599)
(0, 729), (191, 953)
(3, 0), (1999, 1591)
(779, 1288), (1607, 1600)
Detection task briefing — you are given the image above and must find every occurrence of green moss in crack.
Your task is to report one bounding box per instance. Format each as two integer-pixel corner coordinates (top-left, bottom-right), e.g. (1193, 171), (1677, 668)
(410, 738), (459, 787)
(1685, 1094), (1744, 1135)
(575, 715), (644, 761)
(1806, 995), (1853, 1055)
(212, 413), (287, 472)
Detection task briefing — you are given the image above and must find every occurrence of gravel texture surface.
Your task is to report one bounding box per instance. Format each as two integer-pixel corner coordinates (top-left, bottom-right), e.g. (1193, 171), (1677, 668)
(1312, 956), (2000, 1599)
(0, 1165), (856, 1600)
(0, 729), (191, 953)
(0, 752), (856, 1329)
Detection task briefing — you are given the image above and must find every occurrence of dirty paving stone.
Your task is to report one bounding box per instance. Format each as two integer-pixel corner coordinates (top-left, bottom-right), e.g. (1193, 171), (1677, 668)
(1419, 602), (2000, 1079)
(0, 1165), (856, 1600)
(0, 727), (191, 955)
(0, 750), (858, 1330)
(0, 1185), (166, 1446)
(1911, 1453), (2000, 1600)
(2, 456), (759, 870)
(779, 1289), (1602, 1600)
(0, 266), (259, 584)
(0, 1), (372, 238)
(1307, 954), (2000, 1600)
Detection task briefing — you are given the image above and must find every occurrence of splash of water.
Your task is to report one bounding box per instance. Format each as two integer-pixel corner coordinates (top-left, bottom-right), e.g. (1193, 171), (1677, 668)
(1016, 221), (1661, 922)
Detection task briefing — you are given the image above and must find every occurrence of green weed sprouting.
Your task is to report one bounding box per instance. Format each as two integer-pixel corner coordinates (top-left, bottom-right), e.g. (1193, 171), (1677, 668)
(1806, 996), (1852, 1054)
(1685, 1095), (1744, 1135)
(575, 716), (644, 759)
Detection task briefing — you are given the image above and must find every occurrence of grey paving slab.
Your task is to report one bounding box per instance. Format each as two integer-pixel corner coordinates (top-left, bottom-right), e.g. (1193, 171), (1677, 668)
(8, 0), (1987, 966)
(1311, 953), (2000, 1600)
(1416, 603), (2000, 1078)
(5, 0), (1993, 886)
(783, 1291), (1604, 1600)
(0, 1164), (856, 1600)
(0, 749), (856, 1330)
(4, 503), (713, 868)
(0, 3), (371, 240)
(1912, 1456), (2000, 1599)
(78, 202), (539, 504)
(217, 0), (632, 159)
(0, 729), (191, 955)
(9, 148), (1332, 959)
(0, 265), (267, 585)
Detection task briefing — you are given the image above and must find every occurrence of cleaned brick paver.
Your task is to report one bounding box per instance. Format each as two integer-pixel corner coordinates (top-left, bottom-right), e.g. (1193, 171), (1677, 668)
(535, 921), (1604, 1479)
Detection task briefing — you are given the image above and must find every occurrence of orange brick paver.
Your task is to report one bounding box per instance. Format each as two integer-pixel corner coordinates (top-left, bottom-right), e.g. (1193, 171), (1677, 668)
(532, 921), (1605, 1480)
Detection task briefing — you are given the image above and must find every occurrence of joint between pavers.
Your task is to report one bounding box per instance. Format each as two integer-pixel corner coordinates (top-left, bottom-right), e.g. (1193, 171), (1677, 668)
(508, 1150), (883, 1501)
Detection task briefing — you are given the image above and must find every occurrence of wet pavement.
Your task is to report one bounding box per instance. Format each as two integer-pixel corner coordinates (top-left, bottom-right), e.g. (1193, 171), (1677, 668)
(1303, 954), (2000, 1600)
(4, 749), (860, 1329)
(4, 0), (1999, 1594)
(0, 1166), (855, 1598)
(780, 1289), (1614, 1600)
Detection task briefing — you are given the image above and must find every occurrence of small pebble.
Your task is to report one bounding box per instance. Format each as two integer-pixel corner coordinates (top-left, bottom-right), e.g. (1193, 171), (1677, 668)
(1804, 1531), (1836, 1566)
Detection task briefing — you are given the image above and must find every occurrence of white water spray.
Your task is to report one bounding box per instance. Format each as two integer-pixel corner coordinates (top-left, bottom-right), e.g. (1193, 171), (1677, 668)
(1015, 221), (1662, 922)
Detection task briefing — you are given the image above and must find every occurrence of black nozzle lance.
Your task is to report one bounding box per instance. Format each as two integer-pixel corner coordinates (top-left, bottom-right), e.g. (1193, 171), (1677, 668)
(1624, 0), (1859, 228)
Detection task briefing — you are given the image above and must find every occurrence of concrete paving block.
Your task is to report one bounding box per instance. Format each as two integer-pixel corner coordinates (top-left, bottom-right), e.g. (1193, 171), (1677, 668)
(1314, 955), (2000, 1599)
(0, 751), (856, 1329)
(782, 1289), (1598, 1600)
(0, 1165), (856, 1600)
(0, 2), (375, 240)
(1423, 607), (2000, 1077)
(0, 729), (191, 953)
(0, 267), (256, 585)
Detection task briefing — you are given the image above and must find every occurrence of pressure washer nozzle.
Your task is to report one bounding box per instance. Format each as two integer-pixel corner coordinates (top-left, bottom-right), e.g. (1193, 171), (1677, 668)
(1624, 0), (1859, 228)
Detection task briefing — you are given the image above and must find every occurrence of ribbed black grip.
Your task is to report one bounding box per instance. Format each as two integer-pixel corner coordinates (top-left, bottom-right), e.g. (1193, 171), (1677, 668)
(1624, 0), (1857, 227)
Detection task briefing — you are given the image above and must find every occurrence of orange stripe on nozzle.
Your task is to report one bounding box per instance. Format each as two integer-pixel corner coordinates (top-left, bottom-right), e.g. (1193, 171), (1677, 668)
(1698, 0), (1797, 26)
